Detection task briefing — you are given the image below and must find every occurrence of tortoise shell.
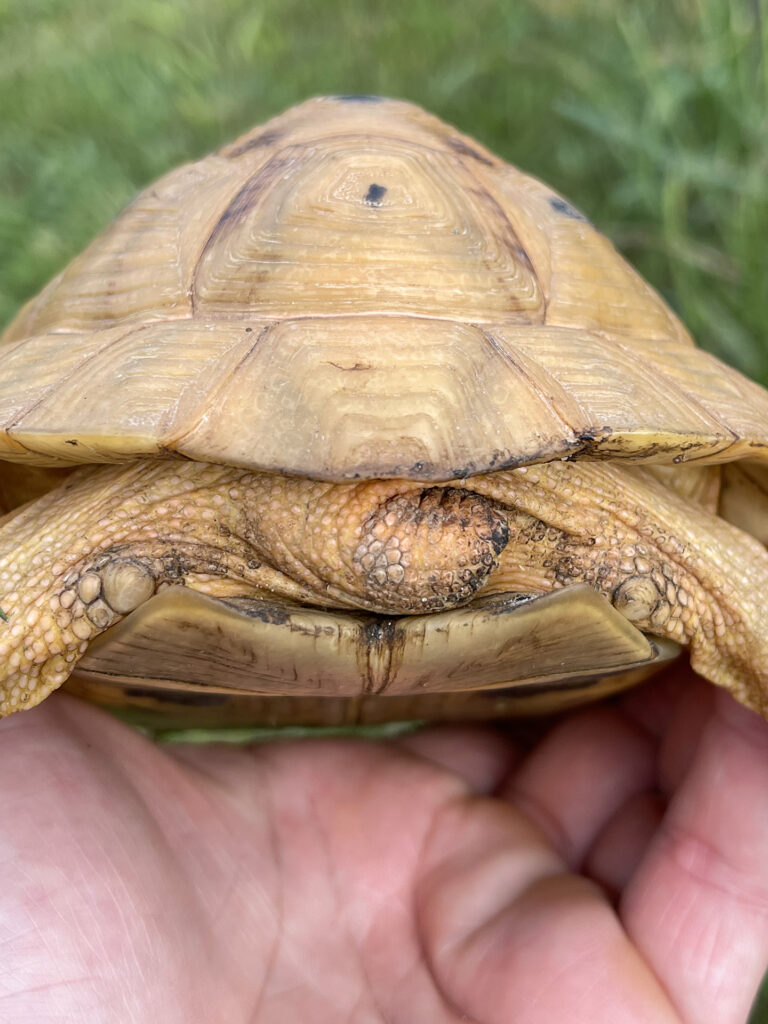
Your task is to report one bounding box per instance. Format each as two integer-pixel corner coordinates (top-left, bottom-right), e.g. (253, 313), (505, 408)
(3, 95), (768, 479)
(2, 96), (768, 728)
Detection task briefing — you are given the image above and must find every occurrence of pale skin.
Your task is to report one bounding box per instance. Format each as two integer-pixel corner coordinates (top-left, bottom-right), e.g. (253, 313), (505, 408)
(1, 457), (768, 715)
(2, 669), (768, 1023)
(2, 462), (768, 1022)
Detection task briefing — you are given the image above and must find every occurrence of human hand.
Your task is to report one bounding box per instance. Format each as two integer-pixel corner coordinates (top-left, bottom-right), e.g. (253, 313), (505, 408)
(1, 668), (767, 1023)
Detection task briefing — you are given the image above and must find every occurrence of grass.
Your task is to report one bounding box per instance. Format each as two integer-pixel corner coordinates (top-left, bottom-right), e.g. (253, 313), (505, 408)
(1, 0), (768, 382)
(1, 0), (768, 1017)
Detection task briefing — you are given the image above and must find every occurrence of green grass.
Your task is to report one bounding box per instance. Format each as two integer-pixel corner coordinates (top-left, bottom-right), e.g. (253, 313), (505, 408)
(1, 0), (768, 382)
(1, 0), (768, 1017)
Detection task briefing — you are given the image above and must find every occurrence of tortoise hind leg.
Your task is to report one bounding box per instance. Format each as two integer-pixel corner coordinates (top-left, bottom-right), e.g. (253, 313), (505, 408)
(0, 459), (305, 715)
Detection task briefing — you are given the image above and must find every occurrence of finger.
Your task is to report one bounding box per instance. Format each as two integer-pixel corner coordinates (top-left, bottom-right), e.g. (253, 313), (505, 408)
(583, 791), (665, 898)
(620, 664), (692, 739)
(622, 665), (717, 797)
(500, 706), (657, 867)
(416, 794), (681, 1023)
(655, 671), (717, 796)
(395, 724), (519, 793)
(621, 690), (768, 1024)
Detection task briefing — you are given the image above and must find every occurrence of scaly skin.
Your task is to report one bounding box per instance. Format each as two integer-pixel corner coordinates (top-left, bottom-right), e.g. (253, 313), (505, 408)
(467, 463), (768, 713)
(0, 458), (767, 717)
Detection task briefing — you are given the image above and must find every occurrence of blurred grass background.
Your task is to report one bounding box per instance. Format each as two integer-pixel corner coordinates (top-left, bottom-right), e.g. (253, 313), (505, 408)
(2, 0), (768, 383)
(1, 0), (768, 1017)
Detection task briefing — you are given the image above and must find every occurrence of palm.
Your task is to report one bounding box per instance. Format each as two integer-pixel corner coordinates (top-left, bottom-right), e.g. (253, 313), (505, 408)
(1, 671), (767, 1024)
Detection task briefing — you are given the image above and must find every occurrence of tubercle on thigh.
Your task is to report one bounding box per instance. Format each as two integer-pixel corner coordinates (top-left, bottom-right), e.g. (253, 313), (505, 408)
(471, 463), (721, 618)
(0, 460), (258, 714)
(468, 461), (768, 716)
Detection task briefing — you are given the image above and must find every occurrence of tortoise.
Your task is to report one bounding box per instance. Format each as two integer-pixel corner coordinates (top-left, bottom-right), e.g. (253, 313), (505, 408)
(1, 94), (768, 729)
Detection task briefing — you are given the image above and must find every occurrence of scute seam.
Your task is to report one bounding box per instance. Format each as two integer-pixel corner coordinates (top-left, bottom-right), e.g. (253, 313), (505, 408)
(166, 324), (273, 453)
(605, 333), (741, 446)
(4, 321), (181, 448)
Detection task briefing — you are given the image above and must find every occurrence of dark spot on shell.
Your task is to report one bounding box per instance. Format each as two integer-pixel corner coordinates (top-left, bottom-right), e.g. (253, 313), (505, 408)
(577, 428), (601, 443)
(157, 445), (195, 460)
(221, 597), (291, 625)
(225, 130), (284, 158)
(364, 183), (387, 206)
(563, 426), (615, 460)
(513, 246), (530, 264)
(65, 439), (79, 446)
(476, 592), (537, 616)
(120, 685), (229, 707)
(336, 94), (383, 103)
(549, 196), (589, 221)
(359, 616), (398, 695)
(446, 137), (494, 166)
(201, 154), (295, 249)
(328, 360), (373, 371)
(406, 461), (439, 478)
(488, 676), (602, 698)
(360, 617), (396, 648)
